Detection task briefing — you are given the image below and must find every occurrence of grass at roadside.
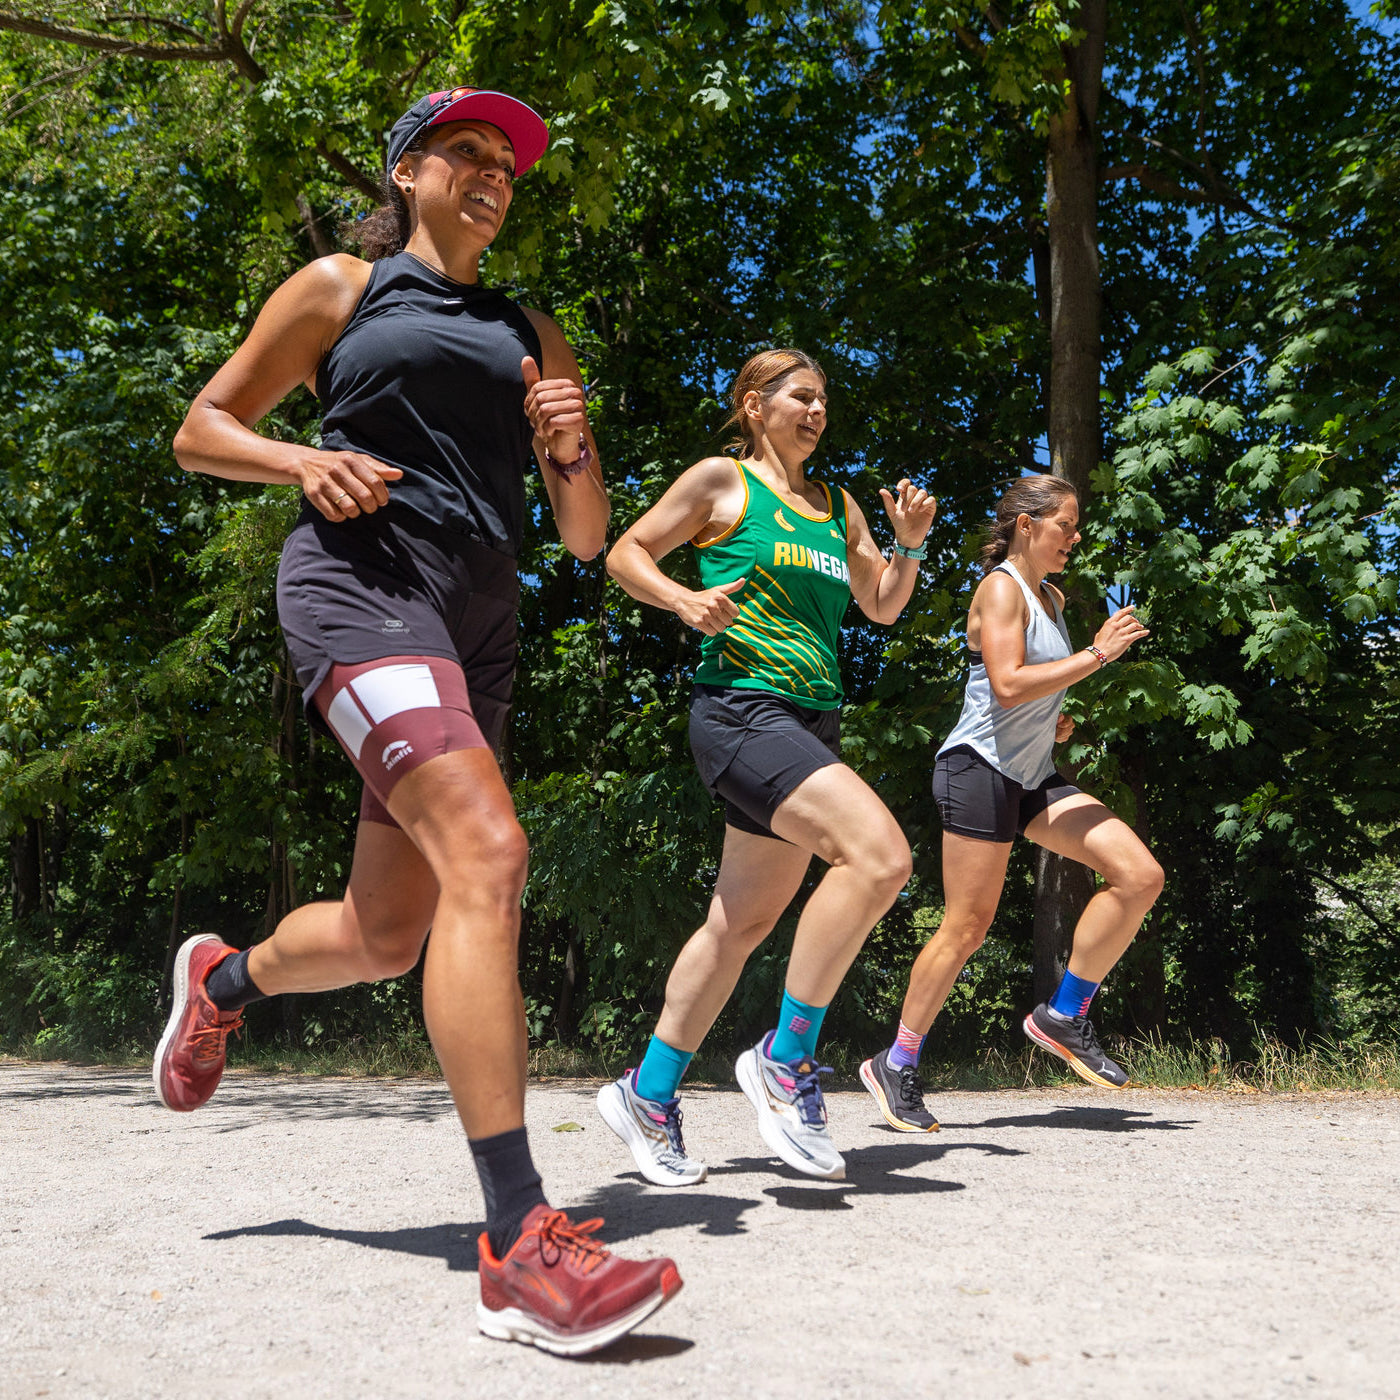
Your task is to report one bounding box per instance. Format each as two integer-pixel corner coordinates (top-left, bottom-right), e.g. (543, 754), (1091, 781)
(5, 1029), (1399, 1093)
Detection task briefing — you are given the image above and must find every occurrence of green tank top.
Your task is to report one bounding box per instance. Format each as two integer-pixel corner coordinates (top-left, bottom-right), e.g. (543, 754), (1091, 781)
(692, 459), (850, 710)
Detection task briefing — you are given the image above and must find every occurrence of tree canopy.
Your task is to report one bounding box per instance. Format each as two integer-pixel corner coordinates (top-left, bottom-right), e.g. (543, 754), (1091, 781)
(2, 1), (1397, 1061)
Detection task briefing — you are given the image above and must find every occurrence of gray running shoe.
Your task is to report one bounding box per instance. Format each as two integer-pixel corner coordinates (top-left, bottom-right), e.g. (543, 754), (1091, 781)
(1023, 1003), (1130, 1089)
(596, 1072), (708, 1187)
(860, 1049), (939, 1132)
(735, 1034), (844, 1180)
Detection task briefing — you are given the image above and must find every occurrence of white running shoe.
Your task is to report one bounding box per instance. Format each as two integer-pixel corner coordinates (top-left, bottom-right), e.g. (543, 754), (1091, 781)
(735, 1034), (845, 1180)
(596, 1072), (708, 1187)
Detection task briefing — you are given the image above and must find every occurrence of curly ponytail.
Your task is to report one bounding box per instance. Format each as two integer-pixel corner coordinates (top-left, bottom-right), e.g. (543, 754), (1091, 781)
(340, 130), (429, 261)
(977, 474), (1078, 575)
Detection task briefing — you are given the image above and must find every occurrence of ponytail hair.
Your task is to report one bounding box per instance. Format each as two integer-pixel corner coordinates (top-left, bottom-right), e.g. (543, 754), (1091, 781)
(977, 474), (1078, 575)
(340, 130), (430, 261)
(720, 348), (825, 454)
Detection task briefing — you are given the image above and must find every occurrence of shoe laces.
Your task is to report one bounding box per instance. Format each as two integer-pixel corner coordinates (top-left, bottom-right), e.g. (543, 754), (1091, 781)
(1070, 1015), (1106, 1056)
(788, 1061), (833, 1128)
(896, 1063), (927, 1110)
(657, 1098), (691, 1161)
(188, 1006), (243, 1067)
(536, 1211), (610, 1274)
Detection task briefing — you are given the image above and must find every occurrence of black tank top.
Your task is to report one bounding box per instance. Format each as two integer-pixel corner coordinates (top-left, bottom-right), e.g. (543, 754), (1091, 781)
(315, 251), (543, 556)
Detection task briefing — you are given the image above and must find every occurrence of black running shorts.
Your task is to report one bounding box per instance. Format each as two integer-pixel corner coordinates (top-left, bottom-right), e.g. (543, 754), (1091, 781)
(277, 503), (518, 821)
(933, 744), (1080, 843)
(689, 684), (842, 840)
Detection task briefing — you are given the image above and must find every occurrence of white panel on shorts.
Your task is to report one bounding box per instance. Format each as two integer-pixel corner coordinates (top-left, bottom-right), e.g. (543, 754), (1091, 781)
(325, 687), (374, 760)
(349, 663), (442, 724)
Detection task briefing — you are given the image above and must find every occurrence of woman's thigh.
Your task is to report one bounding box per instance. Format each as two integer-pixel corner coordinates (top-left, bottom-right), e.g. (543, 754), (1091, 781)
(939, 831), (1015, 926)
(706, 824), (813, 935)
(768, 762), (906, 867)
(1022, 792), (1150, 882)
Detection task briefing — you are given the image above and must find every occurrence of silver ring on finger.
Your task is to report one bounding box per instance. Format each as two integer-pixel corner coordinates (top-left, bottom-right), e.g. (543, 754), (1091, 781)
(335, 492), (351, 505)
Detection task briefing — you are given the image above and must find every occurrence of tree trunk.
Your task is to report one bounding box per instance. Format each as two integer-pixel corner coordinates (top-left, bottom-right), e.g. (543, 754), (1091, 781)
(1045, 0), (1105, 498)
(9, 818), (43, 921)
(1032, 846), (1096, 1005)
(1034, 0), (1107, 995)
(1117, 752), (1166, 1036)
(555, 926), (581, 1042)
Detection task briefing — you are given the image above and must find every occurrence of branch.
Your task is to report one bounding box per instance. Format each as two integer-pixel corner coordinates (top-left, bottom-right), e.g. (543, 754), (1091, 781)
(0, 12), (224, 61)
(212, 0), (265, 82)
(295, 193), (334, 258)
(951, 22), (987, 58)
(3, 6), (380, 199)
(316, 142), (380, 201)
(1, 56), (102, 119)
(228, 0), (257, 42)
(1099, 161), (1292, 229)
(1305, 868), (1396, 942)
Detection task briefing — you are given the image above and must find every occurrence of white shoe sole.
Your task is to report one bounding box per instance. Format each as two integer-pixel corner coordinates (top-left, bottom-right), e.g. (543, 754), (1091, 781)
(858, 1058), (940, 1133)
(596, 1083), (707, 1187)
(477, 1277), (680, 1356)
(735, 1048), (845, 1180)
(152, 934), (222, 1110)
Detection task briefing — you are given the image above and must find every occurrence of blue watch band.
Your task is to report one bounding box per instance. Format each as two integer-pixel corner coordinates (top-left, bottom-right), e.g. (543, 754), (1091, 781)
(892, 541), (928, 561)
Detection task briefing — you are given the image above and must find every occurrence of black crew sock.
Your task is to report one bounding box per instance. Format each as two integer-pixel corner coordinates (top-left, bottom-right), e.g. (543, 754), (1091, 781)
(469, 1126), (547, 1259)
(203, 948), (268, 1013)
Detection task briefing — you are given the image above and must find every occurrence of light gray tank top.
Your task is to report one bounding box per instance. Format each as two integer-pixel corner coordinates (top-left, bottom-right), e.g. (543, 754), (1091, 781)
(936, 562), (1073, 787)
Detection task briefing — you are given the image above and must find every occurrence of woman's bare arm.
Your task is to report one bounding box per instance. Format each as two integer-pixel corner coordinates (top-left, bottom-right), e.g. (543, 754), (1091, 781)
(173, 255), (403, 521)
(606, 458), (749, 635)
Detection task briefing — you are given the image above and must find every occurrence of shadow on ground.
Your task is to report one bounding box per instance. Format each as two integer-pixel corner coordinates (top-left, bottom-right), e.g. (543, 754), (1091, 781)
(0, 1067), (457, 1125)
(935, 1105), (1196, 1133)
(203, 1217), (695, 1364)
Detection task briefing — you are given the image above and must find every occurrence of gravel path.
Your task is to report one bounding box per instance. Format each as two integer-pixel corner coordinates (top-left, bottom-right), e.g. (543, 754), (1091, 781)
(2, 1064), (1396, 1399)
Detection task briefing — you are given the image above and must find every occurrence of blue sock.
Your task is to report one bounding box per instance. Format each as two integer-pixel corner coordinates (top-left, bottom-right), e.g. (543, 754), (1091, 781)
(1049, 969), (1100, 1020)
(767, 990), (828, 1063)
(633, 1035), (693, 1103)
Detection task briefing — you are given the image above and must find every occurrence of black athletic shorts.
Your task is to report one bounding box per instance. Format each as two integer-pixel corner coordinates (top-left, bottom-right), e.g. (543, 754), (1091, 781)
(933, 744), (1080, 843)
(277, 502), (519, 752)
(689, 684), (842, 840)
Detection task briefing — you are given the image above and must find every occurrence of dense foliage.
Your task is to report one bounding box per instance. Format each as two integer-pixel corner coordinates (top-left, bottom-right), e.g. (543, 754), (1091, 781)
(1, 1), (1396, 1063)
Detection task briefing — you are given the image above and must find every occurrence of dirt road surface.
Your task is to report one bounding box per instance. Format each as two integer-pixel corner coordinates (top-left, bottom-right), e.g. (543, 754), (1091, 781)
(2, 1064), (1396, 1399)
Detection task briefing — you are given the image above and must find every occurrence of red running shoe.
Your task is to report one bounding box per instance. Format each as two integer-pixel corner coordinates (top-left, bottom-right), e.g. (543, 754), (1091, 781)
(153, 934), (243, 1111)
(477, 1204), (682, 1356)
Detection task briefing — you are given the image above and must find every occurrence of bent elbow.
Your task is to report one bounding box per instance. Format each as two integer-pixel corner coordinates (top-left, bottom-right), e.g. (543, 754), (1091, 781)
(568, 526), (608, 563)
(603, 539), (629, 581)
(172, 418), (200, 472)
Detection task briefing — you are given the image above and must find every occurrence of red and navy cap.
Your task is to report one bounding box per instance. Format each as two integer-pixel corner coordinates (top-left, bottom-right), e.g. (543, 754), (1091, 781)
(385, 87), (549, 176)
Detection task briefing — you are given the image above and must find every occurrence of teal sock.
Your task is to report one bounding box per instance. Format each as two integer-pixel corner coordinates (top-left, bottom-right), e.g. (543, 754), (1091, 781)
(633, 1035), (693, 1103)
(767, 990), (828, 1063)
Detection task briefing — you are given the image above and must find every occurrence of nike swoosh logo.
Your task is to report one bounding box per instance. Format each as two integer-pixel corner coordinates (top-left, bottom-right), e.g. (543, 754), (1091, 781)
(773, 508), (795, 532)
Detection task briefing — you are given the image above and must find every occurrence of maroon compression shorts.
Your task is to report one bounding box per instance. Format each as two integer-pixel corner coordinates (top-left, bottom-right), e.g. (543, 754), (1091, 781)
(315, 655), (489, 827)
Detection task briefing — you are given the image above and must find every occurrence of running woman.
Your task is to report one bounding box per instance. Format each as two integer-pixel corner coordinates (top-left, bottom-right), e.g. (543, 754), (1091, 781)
(597, 349), (936, 1185)
(860, 473), (1163, 1131)
(155, 87), (679, 1355)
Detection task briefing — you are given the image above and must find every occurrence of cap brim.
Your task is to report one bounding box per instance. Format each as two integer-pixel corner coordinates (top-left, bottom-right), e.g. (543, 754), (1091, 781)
(427, 90), (549, 176)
